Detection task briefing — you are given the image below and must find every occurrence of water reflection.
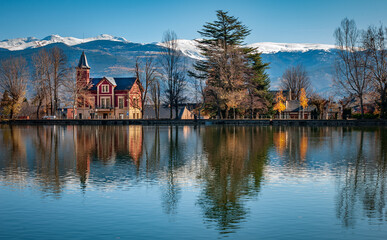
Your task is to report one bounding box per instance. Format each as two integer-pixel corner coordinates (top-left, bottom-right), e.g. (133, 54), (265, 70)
(197, 126), (269, 233)
(335, 128), (387, 227)
(0, 125), (386, 237)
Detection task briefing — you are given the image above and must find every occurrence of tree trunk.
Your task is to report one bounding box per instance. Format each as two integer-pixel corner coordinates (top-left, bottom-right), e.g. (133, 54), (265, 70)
(359, 95), (364, 119)
(141, 101), (145, 119)
(175, 101), (179, 119)
(54, 90), (57, 116)
(36, 101), (41, 119)
(381, 87), (387, 119)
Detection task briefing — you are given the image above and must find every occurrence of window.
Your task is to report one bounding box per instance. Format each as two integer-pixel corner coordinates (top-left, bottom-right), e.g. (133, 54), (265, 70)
(118, 97), (124, 109)
(133, 113), (136, 119)
(133, 96), (138, 107)
(101, 97), (111, 108)
(101, 85), (109, 93)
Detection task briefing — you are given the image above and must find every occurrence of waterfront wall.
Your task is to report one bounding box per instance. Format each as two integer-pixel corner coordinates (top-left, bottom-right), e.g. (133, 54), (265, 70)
(1, 119), (387, 126)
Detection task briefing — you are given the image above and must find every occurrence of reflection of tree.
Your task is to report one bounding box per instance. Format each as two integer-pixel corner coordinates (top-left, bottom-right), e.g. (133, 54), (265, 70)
(272, 127), (339, 170)
(0, 125), (28, 185)
(33, 126), (62, 195)
(160, 126), (185, 215)
(0, 125), (27, 169)
(336, 129), (387, 227)
(144, 126), (161, 174)
(198, 126), (269, 234)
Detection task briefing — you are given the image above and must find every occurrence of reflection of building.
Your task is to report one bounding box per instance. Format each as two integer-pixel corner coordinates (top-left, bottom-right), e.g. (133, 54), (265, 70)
(74, 125), (143, 182)
(76, 52), (143, 119)
(128, 126), (143, 164)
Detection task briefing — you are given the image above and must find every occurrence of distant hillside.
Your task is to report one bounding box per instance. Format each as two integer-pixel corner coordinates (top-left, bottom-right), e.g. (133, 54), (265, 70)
(0, 34), (338, 96)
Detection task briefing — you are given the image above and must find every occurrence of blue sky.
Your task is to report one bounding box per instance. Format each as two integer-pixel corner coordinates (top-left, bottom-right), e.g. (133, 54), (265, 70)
(0, 0), (386, 44)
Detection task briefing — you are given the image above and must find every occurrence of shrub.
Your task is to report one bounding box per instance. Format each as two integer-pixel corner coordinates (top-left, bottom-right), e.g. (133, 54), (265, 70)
(351, 113), (379, 119)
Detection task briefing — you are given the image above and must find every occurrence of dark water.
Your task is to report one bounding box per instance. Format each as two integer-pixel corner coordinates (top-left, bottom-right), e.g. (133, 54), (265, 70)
(0, 125), (386, 240)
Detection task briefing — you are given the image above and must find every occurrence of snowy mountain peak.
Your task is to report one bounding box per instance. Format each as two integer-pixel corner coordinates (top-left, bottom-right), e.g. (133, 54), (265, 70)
(0, 34), (131, 51)
(94, 34), (129, 42)
(248, 42), (336, 54)
(159, 39), (336, 60)
(157, 39), (205, 60)
(0, 34), (336, 56)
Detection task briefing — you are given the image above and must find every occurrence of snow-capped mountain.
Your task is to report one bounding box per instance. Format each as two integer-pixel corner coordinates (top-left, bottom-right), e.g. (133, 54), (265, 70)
(0, 34), (129, 51)
(0, 34), (336, 55)
(158, 39), (336, 60)
(0, 34), (337, 94)
(158, 39), (205, 60)
(248, 42), (336, 54)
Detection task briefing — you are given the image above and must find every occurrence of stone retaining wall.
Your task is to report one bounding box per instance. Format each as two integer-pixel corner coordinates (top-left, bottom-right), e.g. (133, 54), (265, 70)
(1, 119), (386, 126)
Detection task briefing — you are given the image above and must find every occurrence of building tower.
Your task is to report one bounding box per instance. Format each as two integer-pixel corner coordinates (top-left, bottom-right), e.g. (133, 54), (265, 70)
(76, 51), (90, 86)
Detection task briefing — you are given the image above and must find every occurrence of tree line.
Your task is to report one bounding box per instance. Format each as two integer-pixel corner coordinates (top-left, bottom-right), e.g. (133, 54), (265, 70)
(333, 18), (386, 119)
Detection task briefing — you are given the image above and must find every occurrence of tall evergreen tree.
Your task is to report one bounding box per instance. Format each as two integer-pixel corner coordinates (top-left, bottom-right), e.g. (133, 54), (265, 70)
(189, 10), (270, 118)
(245, 52), (271, 118)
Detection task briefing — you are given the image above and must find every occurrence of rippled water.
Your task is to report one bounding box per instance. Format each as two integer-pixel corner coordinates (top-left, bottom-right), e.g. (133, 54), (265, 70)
(0, 125), (386, 239)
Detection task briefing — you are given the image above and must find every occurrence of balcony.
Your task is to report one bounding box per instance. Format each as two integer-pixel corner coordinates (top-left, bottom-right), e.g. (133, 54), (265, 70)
(95, 105), (114, 110)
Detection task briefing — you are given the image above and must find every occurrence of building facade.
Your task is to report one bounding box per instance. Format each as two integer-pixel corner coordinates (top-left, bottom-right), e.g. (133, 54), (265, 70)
(76, 52), (143, 119)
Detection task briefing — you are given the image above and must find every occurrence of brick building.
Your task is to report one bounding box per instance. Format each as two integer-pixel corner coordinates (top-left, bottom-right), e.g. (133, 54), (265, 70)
(76, 52), (143, 119)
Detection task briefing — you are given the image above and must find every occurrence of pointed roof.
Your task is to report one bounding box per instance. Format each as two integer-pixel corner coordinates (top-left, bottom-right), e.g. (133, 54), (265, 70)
(90, 77), (137, 90)
(104, 77), (117, 86)
(77, 51), (90, 69)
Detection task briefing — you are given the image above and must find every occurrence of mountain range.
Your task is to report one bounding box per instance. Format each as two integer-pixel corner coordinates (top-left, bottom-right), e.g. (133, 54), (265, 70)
(0, 34), (338, 95)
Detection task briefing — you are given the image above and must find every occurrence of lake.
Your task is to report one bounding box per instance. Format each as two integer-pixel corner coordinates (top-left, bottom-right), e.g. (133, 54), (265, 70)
(0, 125), (386, 239)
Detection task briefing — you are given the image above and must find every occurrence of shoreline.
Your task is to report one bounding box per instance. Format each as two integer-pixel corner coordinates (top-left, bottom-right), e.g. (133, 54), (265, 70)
(1, 119), (386, 126)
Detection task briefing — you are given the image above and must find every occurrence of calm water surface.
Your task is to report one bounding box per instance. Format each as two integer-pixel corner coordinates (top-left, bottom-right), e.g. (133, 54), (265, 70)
(0, 125), (386, 239)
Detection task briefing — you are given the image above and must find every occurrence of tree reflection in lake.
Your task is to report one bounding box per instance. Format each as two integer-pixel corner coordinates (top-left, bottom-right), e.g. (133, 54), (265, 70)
(335, 128), (387, 227)
(197, 126), (270, 234)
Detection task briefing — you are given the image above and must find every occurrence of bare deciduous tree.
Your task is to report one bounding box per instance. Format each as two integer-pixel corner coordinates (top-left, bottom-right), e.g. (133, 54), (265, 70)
(31, 47), (68, 116)
(192, 69), (206, 119)
(334, 18), (371, 118)
(310, 93), (328, 120)
(159, 30), (187, 119)
(135, 56), (157, 117)
(50, 47), (68, 114)
(32, 49), (51, 118)
(0, 56), (28, 119)
(362, 24), (387, 118)
(149, 79), (161, 119)
(62, 71), (93, 119)
(280, 64), (311, 100)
